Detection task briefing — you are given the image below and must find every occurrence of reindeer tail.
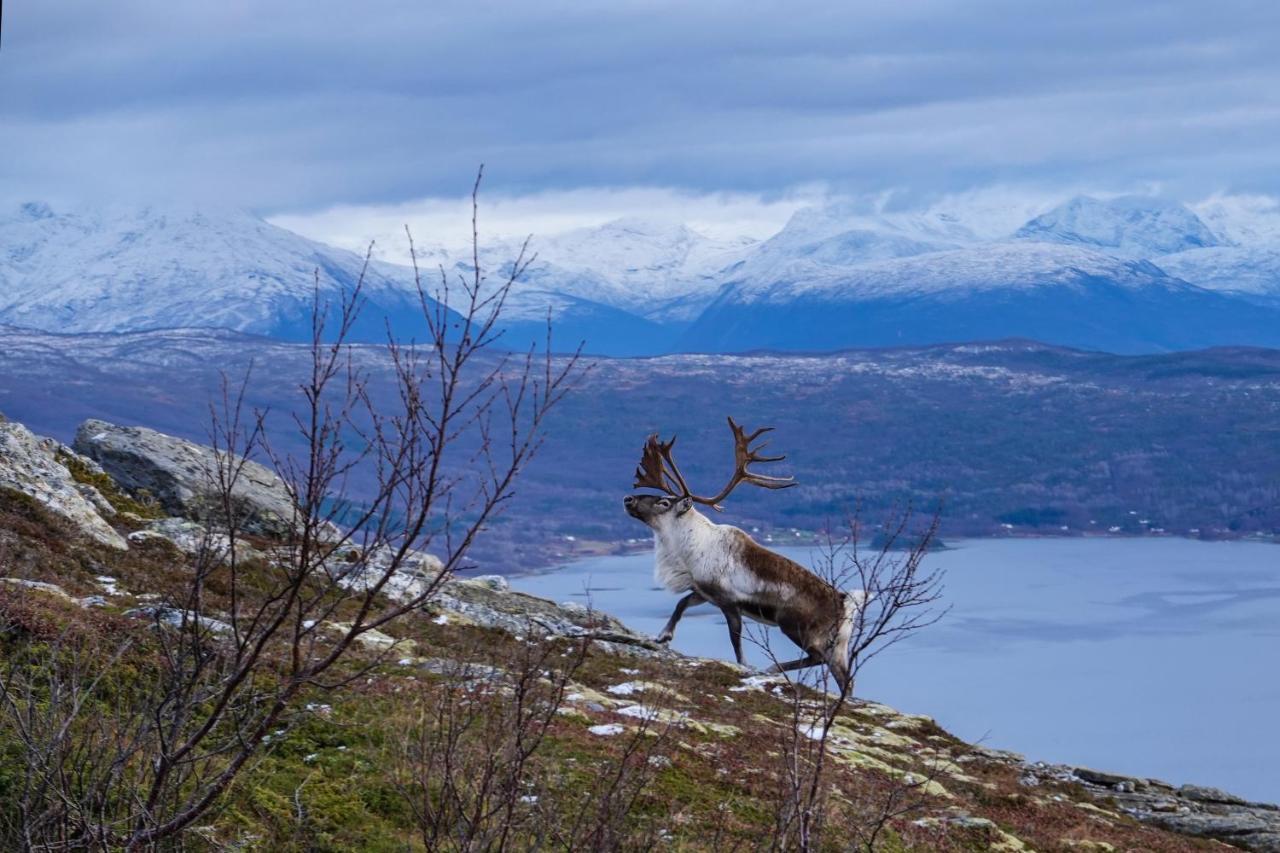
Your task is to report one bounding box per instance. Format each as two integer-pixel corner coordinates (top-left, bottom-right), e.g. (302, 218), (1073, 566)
(834, 589), (866, 666)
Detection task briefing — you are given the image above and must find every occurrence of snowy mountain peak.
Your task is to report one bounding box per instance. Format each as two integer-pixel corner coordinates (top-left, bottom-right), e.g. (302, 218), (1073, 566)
(1014, 195), (1223, 257)
(590, 216), (701, 241)
(0, 201), (421, 340)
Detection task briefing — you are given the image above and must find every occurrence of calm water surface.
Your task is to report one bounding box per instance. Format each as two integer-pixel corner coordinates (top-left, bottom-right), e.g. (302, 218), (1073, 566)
(511, 537), (1280, 803)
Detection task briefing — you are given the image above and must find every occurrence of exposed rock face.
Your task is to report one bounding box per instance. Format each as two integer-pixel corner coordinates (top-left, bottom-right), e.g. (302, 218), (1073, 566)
(0, 420), (128, 549)
(128, 517), (267, 563)
(74, 419), (296, 537)
(430, 574), (673, 658)
(124, 605), (234, 637)
(1018, 761), (1280, 851)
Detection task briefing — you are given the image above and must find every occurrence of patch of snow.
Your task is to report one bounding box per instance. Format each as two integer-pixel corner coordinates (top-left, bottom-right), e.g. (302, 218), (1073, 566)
(799, 723), (827, 741)
(616, 705), (662, 721)
(606, 682), (643, 696)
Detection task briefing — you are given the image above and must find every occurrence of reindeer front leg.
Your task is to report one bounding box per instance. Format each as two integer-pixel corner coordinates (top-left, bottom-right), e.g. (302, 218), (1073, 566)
(722, 605), (747, 666)
(765, 652), (822, 675)
(656, 591), (704, 644)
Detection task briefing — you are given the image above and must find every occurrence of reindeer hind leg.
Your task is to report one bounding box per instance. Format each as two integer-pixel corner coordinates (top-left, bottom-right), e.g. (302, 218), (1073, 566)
(722, 605), (747, 666)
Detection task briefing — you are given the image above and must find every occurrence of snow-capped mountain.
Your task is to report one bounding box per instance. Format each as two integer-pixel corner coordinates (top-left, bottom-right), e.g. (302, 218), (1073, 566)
(522, 218), (753, 316)
(713, 204), (955, 300)
(1014, 195), (1222, 257)
(6, 193), (1280, 358)
(721, 242), (1174, 303)
(682, 240), (1280, 353)
(0, 202), (443, 342)
(406, 217), (752, 326)
(680, 195), (1280, 353)
(0, 202), (755, 356)
(370, 217), (754, 354)
(1155, 247), (1280, 300)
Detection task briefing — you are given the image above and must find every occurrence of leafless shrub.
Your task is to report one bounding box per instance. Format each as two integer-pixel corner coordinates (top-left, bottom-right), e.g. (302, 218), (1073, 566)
(391, 628), (591, 850)
(0, 169), (583, 851)
(551, 713), (669, 852)
(758, 503), (946, 851)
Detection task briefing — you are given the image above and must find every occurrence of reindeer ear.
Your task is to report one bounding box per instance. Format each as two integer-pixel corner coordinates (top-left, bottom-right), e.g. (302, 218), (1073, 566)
(675, 496), (693, 515)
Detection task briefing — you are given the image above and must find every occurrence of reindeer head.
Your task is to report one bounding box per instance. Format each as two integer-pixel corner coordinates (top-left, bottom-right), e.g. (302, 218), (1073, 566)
(623, 416), (796, 528)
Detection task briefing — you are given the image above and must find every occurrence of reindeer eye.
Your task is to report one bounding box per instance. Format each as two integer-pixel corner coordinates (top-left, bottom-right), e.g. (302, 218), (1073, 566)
(657, 499), (670, 509)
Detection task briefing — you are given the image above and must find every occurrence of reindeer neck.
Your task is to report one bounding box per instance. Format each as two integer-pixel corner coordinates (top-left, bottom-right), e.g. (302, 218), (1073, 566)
(652, 507), (724, 560)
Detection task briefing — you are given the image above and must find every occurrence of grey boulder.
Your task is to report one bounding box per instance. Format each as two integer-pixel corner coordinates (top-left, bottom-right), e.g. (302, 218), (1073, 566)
(0, 419), (127, 550)
(74, 419), (297, 537)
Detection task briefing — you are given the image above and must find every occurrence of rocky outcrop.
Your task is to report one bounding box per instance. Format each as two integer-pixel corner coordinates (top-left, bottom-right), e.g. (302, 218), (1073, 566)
(322, 544), (667, 657)
(0, 420), (128, 549)
(1018, 761), (1280, 851)
(128, 517), (266, 563)
(430, 573), (673, 657)
(74, 419), (296, 537)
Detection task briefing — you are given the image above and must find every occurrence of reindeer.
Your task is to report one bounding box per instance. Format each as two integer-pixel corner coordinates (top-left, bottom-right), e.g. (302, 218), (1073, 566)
(623, 418), (861, 689)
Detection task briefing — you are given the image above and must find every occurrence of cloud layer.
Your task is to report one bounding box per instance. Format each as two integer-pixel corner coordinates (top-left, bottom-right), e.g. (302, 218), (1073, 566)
(4, 1), (1280, 219)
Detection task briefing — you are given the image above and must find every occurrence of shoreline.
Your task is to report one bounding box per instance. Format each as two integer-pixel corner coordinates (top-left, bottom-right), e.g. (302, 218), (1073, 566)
(495, 527), (1280, 578)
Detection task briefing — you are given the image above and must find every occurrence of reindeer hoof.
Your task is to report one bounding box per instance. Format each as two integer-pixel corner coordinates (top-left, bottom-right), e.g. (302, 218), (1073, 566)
(654, 633), (673, 645)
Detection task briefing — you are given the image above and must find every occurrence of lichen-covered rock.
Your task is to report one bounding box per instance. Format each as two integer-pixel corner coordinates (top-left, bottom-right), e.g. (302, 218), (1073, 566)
(74, 481), (117, 517)
(0, 577), (75, 601)
(124, 605), (233, 636)
(0, 420), (128, 550)
(324, 549), (667, 657)
(74, 419), (296, 537)
(1014, 760), (1280, 851)
(323, 622), (418, 654)
(130, 516), (266, 563)
(321, 543), (447, 602)
(431, 575), (674, 658)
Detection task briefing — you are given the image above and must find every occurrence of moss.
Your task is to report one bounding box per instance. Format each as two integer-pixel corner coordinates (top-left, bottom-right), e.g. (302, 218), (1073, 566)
(0, 498), (1250, 853)
(55, 451), (165, 519)
(0, 485), (42, 514)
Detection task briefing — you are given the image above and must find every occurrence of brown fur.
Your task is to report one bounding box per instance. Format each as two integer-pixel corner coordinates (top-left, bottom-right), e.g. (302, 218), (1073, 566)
(735, 530), (844, 654)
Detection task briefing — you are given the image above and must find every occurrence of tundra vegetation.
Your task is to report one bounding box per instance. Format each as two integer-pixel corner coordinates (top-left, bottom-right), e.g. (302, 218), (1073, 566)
(0, 471), (1247, 851)
(0, 187), (1260, 851)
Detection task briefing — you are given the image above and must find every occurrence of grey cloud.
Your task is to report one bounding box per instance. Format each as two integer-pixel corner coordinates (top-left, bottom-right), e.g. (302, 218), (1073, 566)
(3, 0), (1280, 212)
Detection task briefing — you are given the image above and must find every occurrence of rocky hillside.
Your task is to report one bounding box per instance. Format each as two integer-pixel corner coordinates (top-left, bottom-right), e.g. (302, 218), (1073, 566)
(0, 411), (1277, 850)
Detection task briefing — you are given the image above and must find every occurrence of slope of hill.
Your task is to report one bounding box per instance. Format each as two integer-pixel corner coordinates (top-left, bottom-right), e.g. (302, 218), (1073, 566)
(1, 411), (1275, 850)
(2, 326), (1277, 568)
(1156, 246), (1280, 300)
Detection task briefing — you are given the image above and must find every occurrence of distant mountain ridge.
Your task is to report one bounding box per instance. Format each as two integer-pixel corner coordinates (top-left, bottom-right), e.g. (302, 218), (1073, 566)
(0, 201), (451, 342)
(4, 194), (1280, 355)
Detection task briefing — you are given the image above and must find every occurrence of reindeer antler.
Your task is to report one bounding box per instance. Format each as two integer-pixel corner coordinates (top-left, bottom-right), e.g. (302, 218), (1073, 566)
(633, 434), (691, 497)
(631, 417), (795, 511)
(688, 417), (795, 510)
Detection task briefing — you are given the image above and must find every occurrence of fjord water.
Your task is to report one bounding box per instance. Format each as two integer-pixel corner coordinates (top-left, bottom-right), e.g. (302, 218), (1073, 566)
(511, 538), (1280, 803)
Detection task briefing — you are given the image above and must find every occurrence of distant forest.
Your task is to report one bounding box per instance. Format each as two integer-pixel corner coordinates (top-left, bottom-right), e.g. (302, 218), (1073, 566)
(3, 329), (1278, 569)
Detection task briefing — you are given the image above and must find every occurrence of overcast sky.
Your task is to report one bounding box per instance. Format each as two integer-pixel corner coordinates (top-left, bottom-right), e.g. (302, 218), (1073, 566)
(4, 1), (1280, 243)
